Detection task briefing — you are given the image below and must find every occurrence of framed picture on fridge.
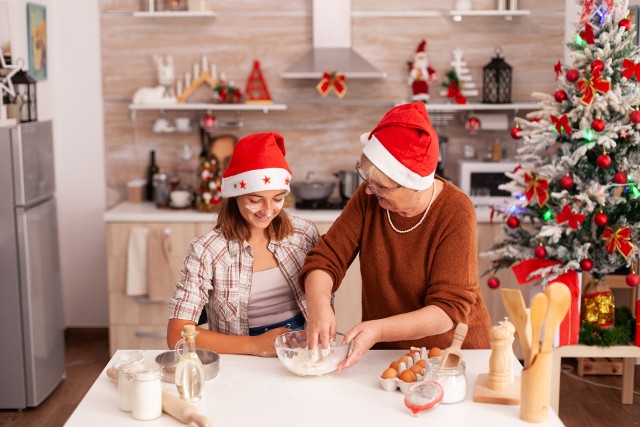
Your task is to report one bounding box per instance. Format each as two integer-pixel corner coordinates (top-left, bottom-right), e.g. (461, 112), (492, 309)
(27, 2), (46, 81)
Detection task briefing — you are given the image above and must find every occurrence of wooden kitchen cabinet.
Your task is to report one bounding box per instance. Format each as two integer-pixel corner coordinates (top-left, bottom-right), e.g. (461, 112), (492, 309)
(106, 222), (199, 354)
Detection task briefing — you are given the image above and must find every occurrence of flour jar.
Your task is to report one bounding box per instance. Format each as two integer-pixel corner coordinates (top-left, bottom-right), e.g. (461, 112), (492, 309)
(116, 351), (144, 412)
(424, 357), (467, 404)
(131, 364), (163, 421)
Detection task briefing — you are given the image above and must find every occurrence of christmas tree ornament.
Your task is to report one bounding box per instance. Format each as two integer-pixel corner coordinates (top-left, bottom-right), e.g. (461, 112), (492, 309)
(316, 71), (347, 98)
(596, 153), (611, 168)
(482, 46), (512, 104)
(625, 273), (640, 287)
(524, 173), (549, 206)
(594, 211), (608, 227)
(579, 23), (595, 44)
(510, 125), (522, 140)
(602, 226), (635, 259)
(551, 114), (571, 134)
(590, 59), (604, 72)
(613, 170), (628, 184)
(619, 18), (631, 30)
(620, 130), (628, 138)
(554, 90), (567, 102)
(245, 60), (274, 103)
(554, 60), (562, 80)
(506, 216), (520, 228)
(199, 111), (217, 130)
(582, 279), (614, 328)
(534, 244), (547, 259)
(566, 69), (579, 82)
(621, 58), (640, 80)
(409, 40), (437, 102)
(591, 118), (605, 131)
(580, 258), (593, 271)
(560, 174), (574, 190)
(487, 277), (500, 289)
(577, 67), (610, 105)
(466, 116), (481, 133)
(630, 110), (640, 123)
(556, 204), (585, 230)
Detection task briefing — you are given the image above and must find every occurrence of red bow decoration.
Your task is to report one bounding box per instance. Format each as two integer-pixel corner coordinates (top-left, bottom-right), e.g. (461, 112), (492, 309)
(524, 173), (549, 207)
(446, 80), (467, 104)
(622, 58), (640, 80)
(579, 24), (595, 44)
(551, 114), (572, 135)
(316, 71), (347, 98)
(579, 0), (614, 24)
(602, 226), (635, 259)
(556, 205), (585, 230)
(554, 60), (562, 80)
(577, 68), (610, 105)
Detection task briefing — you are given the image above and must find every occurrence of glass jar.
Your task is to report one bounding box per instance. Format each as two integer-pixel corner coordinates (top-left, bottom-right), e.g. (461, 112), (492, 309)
(424, 357), (467, 404)
(131, 364), (163, 421)
(116, 351), (144, 412)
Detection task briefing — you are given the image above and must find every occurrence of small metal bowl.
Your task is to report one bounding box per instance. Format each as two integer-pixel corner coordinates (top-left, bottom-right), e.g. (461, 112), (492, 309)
(155, 349), (220, 383)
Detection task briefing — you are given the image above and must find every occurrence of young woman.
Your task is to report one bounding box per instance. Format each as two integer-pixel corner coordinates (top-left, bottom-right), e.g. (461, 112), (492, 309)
(167, 132), (319, 357)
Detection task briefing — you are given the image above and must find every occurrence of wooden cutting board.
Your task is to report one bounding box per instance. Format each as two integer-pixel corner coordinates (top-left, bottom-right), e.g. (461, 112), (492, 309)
(473, 373), (521, 405)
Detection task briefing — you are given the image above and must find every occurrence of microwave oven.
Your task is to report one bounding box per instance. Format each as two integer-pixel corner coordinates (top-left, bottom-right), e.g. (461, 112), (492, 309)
(458, 160), (519, 207)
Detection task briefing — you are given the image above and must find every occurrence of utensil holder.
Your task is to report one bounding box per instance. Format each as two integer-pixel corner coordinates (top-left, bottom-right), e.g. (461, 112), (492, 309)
(520, 351), (551, 423)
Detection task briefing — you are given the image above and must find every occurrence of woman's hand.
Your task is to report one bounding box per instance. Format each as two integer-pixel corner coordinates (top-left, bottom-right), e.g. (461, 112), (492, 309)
(306, 302), (337, 354)
(251, 327), (291, 357)
(337, 320), (382, 371)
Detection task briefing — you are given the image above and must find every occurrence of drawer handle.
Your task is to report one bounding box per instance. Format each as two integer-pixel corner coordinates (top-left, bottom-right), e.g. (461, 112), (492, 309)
(134, 331), (167, 338)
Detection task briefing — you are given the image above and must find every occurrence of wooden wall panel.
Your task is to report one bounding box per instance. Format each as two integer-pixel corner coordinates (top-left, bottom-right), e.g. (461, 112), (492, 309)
(100, 0), (564, 208)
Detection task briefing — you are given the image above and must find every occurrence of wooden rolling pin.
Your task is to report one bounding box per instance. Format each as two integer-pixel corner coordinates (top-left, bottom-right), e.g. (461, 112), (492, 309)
(107, 366), (212, 427)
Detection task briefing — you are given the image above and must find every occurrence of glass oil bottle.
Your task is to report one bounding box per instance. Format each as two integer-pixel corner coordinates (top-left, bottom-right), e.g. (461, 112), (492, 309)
(174, 324), (205, 402)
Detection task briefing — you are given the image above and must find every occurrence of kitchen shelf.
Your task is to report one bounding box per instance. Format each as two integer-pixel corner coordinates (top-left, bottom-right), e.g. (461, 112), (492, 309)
(352, 9), (531, 19)
(132, 11), (217, 18)
(128, 102), (287, 119)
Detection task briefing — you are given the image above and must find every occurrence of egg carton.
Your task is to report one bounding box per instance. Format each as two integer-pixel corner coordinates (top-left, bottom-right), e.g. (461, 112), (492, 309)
(378, 347), (431, 393)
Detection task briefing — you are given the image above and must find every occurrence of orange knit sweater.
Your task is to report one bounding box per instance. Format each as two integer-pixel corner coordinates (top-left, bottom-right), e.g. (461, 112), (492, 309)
(300, 177), (491, 350)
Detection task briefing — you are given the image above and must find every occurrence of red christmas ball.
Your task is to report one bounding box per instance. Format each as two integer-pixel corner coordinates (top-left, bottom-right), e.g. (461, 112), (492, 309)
(560, 174), (574, 190)
(466, 116), (482, 132)
(510, 126), (522, 140)
(506, 216), (520, 228)
(591, 60), (604, 72)
(534, 245), (548, 259)
(596, 154), (611, 169)
(594, 212), (608, 227)
(487, 277), (501, 289)
(566, 69), (579, 82)
(614, 171), (628, 184)
(625, 273), (640, 288)
(580, 259), (593, 271)
(554, 90), (568, 102)
(619, 18), (632, 30)
(630, 110), (640, 124)
(591, 119), (605, 132)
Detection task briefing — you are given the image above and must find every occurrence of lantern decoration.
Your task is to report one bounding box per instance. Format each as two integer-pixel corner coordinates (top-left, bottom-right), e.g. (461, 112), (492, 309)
(482, 46), (512, 104)
(8, 63), (38, 123)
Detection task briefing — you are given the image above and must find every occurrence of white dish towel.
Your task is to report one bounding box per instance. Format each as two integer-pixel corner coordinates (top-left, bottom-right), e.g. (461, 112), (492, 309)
(126, 227), (149, 296)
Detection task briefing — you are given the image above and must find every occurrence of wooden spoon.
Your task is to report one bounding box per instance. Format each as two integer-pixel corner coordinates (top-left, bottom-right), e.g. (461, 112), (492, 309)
(441, 323), (468, 369)
(528, 292), (548, 367)
(540, 282), (571, 353)
(500, 289), (532, 364)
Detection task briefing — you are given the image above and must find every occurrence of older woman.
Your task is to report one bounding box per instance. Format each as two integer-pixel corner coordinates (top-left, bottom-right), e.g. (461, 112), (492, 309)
(301, 102), (491, 369)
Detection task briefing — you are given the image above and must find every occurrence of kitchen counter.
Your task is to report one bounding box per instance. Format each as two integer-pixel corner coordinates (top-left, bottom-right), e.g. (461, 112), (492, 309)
(64, 349), (564, 426)
(104, 202), (495, 223)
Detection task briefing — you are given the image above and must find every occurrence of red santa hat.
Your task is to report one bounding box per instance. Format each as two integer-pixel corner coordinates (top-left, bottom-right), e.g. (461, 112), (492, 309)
(416, 40), (426, 54)
(221, 132), (292, 198)
(360, 102), (439, 191)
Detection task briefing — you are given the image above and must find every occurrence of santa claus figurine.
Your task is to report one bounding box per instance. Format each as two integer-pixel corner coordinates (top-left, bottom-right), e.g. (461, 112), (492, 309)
(409, 40), (437, 102)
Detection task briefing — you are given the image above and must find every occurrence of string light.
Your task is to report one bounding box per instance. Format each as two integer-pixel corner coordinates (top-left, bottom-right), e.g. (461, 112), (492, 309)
(575, 34), (586, 47)
(584, 129), (595, 141)
(543, 210), (554, 221)
(630, 184), (640, 198)
(595, 4), (608, 25)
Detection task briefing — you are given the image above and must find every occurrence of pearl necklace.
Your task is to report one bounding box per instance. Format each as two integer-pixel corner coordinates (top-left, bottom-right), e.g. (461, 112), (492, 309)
(386, 181), (438, 234)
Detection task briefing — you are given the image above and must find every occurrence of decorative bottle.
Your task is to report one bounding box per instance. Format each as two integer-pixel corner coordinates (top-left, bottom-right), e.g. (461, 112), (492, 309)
(146, 150), (160, 201)
(174, 324), (205, 402)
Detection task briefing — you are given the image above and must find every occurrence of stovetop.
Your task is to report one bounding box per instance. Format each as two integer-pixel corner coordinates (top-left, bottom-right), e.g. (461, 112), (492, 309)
(294, 199), (346, 210)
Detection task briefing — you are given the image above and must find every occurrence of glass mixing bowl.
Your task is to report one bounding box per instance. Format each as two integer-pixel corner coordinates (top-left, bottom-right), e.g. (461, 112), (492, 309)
(274, 330), (351, 376)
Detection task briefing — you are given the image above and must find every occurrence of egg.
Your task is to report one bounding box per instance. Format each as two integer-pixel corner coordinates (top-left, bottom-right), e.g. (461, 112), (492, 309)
(428, 347), (442, 358)
(415, 359), (427, 368)
(381, 367), (398, 379)
(389, 360), (400, 370)
(397, 355), (411, 365)
(398, 369), (417, 383)
(409, 364), (424, 376)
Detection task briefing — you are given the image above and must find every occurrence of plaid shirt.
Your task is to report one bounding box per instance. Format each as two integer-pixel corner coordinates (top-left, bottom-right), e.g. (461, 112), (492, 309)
(169, 216), (319, 335)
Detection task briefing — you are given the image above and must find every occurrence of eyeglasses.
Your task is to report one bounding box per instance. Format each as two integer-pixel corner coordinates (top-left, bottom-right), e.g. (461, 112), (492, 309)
(355, 161), (401, 201)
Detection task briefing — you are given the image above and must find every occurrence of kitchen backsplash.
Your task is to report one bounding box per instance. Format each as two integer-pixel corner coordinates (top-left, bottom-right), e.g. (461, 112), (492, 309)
(100, 0), (563, 208)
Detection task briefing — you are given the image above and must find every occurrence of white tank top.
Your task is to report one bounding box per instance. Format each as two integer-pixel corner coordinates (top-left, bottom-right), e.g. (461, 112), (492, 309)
(248, 267), (299, 328)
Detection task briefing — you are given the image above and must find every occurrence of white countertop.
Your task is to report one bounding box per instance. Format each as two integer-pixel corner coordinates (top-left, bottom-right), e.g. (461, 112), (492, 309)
(104, 202), (495, 223)
(64, 349), (563, 426)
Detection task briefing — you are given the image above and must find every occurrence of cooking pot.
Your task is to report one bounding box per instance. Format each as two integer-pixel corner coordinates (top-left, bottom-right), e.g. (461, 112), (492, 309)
(334, 169), (362, 200)
(290, 181), (335, 201)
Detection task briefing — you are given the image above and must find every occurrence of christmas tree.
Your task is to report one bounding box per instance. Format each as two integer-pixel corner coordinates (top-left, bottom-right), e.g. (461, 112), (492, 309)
(482, 0), (640, 291)
(439, 48), (479, 103)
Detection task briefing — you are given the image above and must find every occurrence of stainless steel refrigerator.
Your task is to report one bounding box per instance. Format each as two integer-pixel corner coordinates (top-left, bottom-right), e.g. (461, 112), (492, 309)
(0, 121), (65, 409)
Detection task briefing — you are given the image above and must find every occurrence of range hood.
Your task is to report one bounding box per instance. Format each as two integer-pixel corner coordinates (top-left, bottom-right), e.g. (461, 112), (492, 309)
(281, 0), (386, 79)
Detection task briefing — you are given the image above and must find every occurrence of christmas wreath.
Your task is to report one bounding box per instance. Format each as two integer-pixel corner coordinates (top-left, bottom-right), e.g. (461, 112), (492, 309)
(578, 306), (635, 347)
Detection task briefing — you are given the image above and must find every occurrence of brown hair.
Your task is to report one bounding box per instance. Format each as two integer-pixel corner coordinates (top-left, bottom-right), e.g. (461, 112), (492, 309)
(215, 197), (294, 242)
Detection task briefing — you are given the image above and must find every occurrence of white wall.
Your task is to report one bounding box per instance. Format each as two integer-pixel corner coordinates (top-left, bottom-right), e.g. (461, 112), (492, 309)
(7, 0), (108, 327)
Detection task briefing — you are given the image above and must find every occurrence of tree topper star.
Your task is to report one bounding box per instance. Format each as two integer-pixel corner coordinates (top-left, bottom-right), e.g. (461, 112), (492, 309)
(0, 49), (19, 98)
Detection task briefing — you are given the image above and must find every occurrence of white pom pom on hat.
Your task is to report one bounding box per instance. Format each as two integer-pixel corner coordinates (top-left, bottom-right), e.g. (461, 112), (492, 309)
(221, 132), (292, 198)
(360, 102), (439, 191)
